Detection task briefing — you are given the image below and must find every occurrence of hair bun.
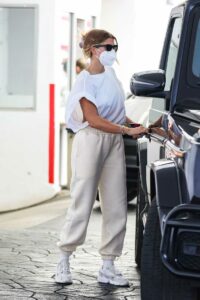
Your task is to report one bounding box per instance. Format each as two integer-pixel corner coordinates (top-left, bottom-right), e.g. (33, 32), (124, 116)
(79, 41), (84, 48)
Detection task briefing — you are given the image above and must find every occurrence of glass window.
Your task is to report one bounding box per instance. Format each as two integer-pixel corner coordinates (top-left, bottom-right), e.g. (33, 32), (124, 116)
(76, 18), (85, 60)
(192, 19), (200, 78)
(75, 18), (88, 76)
(165, 17), (182, 91)
(0, 7), (37, 109)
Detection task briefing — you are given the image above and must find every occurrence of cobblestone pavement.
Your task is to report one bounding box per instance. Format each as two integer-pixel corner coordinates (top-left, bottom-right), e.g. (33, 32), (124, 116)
(0, 194), (140, 300)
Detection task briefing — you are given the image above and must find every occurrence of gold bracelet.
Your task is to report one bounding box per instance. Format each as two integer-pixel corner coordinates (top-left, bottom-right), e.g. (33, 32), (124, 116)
(121, 125), (126, 135)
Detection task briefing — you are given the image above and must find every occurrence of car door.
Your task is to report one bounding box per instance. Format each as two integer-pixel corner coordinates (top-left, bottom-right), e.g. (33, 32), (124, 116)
(145, 7), (184, 198)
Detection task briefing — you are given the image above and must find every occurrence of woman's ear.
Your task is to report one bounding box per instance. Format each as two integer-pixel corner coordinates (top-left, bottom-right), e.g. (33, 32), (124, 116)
(91, 46), (99, 58)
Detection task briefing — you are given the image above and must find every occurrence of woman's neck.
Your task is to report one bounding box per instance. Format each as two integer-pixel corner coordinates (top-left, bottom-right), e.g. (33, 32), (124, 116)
(86, 57), (105, 75)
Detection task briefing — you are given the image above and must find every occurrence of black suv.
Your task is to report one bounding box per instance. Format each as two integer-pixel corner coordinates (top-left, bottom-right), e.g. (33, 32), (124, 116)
(130, 0), (200, 299)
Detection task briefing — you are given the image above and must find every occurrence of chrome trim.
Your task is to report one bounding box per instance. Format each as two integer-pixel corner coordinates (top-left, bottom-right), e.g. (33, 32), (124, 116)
(131, 77), (155, 86)
(179, 126), (200, 145)
(164, 139), (186, 157)
(148, 133), (186, 157)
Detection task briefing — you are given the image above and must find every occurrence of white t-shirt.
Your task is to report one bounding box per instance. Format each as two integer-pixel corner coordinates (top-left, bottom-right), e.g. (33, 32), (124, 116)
(65, 66), (126, 133)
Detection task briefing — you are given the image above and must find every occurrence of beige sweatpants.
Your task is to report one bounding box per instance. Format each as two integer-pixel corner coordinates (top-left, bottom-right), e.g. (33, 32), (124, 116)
(57, 127), (127, 259)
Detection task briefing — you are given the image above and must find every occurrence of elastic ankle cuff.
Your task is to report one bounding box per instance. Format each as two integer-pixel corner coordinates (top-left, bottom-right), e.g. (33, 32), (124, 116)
(101, 255), (116, 260)
(59, 250), (72, 260)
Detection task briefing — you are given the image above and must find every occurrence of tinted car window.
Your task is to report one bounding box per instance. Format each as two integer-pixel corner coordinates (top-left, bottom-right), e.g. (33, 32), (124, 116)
(165, 17), (182, 91)
(175, 8), (200, 111)
(192, 19), (200, 78)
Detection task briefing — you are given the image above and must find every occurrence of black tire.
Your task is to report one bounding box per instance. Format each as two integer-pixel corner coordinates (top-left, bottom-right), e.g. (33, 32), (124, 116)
(135, 179), (145, 268)
(141, 198), (198, 300)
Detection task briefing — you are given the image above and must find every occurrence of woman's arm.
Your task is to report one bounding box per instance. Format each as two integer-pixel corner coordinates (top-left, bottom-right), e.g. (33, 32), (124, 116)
(148, 116), (162, 128)
(80, 98), (147, 136)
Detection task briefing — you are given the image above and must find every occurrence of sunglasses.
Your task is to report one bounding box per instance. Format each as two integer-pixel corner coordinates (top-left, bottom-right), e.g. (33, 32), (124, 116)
(94, 44), (118, 52)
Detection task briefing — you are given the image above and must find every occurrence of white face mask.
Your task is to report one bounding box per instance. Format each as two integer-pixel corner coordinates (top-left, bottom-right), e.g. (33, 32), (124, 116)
(99, 49), (117, 66)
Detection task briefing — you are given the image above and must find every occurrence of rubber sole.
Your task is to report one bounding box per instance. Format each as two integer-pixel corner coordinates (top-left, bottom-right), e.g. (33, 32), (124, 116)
(97, 275), (129, 287)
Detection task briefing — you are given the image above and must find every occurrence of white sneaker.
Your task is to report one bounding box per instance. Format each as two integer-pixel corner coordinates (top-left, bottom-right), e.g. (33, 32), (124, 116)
(55, 258), (72, 284)
(97, 265), (129, 286)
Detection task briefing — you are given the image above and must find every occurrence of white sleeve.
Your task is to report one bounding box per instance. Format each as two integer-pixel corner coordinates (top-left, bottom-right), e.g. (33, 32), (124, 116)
(65, 73), (98, 131)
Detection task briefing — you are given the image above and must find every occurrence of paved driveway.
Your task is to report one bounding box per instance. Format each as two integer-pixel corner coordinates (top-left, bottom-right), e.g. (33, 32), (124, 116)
(0, 191), (140, 299)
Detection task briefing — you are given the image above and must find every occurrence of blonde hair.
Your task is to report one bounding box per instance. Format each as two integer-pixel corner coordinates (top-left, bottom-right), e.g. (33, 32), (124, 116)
(80, 29), (117, 58)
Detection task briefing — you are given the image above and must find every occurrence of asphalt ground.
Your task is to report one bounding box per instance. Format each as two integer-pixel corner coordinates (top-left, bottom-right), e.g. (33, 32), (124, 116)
(0, 190), (140, 300)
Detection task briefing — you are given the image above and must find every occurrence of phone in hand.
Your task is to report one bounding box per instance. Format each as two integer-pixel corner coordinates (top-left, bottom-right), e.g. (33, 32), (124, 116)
(129, 123), (141, 128)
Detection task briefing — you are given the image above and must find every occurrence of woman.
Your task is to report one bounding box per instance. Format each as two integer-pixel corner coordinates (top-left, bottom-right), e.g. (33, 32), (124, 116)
(56, 29), (147, 286)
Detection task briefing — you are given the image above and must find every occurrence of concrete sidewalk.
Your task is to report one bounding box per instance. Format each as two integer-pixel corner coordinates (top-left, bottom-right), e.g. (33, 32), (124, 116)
(0, 190), (140, 299)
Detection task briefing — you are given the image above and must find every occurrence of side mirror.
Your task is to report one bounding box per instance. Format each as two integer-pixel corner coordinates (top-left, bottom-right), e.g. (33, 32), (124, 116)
(130, 70), (166, 98)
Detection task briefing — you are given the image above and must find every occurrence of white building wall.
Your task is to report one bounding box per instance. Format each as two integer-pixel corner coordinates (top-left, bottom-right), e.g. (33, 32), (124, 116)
(0, 0), (101, 212)
(100, 0), (174, 92)
(0, 0), (58, 212)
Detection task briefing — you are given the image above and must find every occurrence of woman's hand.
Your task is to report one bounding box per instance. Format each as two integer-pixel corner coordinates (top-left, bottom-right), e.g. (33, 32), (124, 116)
(125, 126), (148, 138)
